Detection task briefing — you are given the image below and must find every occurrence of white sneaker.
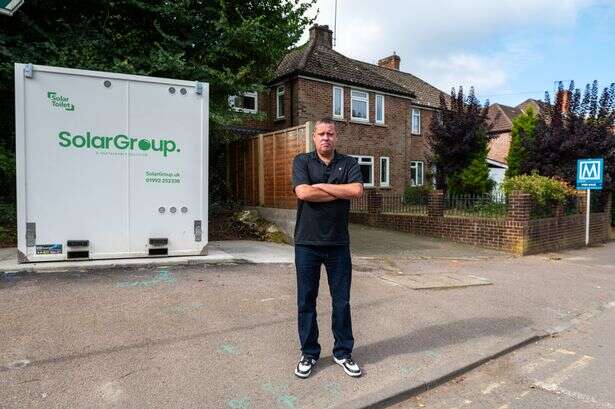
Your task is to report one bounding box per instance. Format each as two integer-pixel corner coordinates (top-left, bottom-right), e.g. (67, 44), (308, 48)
(295, 355), (317, 378)
(333, 355), (362, 377)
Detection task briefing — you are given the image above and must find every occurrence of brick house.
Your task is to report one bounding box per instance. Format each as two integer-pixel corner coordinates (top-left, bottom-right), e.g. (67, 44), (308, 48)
(486, 99), (544, 188)
(229, 24), (446, 193)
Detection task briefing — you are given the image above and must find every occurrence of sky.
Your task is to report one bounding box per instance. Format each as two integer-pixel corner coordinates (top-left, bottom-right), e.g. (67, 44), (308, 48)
(299, 0), (615, 107)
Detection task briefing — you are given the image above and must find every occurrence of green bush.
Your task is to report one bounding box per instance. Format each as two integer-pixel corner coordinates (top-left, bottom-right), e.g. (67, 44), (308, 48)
(0, 203), (16, 226)
(501, 174), (575, 204)
(501, 173), (576, 217)
(403, 185), (432, 204)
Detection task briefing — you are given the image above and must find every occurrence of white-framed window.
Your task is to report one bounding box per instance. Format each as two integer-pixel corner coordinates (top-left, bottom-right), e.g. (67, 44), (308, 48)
(351, 155), (374, 187)
(228, 91), (258, 114)
(380, 157), (390, 187)
(410, 161), (424, 186)
(333, 86), (344, 119)
(437, 110), (444, 126)
(375, 94), (385, 124)
(351, 90), (369, 121)
(411, 108), (421, 134)
(276, 86), (285, 118)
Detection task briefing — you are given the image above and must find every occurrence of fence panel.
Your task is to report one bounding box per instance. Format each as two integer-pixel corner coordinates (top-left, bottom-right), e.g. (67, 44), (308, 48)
(381, 192), (427, 215)
(444, 193), (507, 218)
(350, 193), (368, 213)
(229, 122), (311, 209)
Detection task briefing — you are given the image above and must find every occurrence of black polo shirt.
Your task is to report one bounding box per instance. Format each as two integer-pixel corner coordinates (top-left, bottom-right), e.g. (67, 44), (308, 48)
(292, 151), (363, 245)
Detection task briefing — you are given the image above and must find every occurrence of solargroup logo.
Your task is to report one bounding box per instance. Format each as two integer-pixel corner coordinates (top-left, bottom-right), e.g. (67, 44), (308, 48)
(58, 130), (180, 157)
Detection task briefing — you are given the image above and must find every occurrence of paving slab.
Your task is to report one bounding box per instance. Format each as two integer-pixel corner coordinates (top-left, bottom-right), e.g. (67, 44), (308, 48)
(380, 272), (492, 290)
(0, 240), (294, 274)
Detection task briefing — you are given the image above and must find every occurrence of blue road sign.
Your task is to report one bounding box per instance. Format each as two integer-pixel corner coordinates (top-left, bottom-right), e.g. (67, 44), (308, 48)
(0, 0), (25, 16)
(576, 158), (604, 190)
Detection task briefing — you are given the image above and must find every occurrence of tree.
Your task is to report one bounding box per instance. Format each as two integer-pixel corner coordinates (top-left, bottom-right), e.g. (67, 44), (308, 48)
(454, 138), (495, 194)
(520, 81), (615, 191)
(0, 0), (315, 203)
(505, 106), (537, 178)
(428, 86), (494, 193)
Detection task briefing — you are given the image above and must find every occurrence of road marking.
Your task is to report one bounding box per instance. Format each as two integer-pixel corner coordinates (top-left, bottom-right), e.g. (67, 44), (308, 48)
(227, 397), (252, 409)
(482, 381), (504, 395)
(219, 343), (240, 355)
(378, 276), (401, 287)
(534, 355), (593, 389)
(556, 349), (576, 355)
(516, 390), (530, 399)
(2, 359), (31, 370)
(534, 384), (613, 408)
(99, 381), (123, 404)
(524, 357), (556, 374)
(325, 383), (341, 398)
(160, 302), (204, 315)
(260, 295), (290, 302)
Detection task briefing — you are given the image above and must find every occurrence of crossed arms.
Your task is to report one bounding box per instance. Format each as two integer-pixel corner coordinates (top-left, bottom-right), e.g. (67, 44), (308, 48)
(295, 183), (363, 202)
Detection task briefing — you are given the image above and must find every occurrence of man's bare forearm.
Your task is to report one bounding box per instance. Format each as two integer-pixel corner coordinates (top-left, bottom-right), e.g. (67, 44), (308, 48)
(295, 185), (338, 202)
(313, 183), (363, 200)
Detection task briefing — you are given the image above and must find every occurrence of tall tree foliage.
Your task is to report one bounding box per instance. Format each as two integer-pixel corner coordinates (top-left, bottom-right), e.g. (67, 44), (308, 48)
(428, 86), (494, 193)
(520, 81), (615, 191)
(0, 0), (315, 203)
(505, 106), (537, 178)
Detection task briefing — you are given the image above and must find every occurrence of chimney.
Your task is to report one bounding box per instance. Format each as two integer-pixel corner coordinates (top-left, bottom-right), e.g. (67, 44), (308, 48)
(560, 90), (570, 114)
(554, 89), (572, 115)
(378, 53), (401, 70)
(309, 24), (333, 49)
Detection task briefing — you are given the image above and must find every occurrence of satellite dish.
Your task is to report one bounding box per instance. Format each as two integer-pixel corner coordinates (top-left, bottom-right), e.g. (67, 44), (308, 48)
(0, 0), (25, 16)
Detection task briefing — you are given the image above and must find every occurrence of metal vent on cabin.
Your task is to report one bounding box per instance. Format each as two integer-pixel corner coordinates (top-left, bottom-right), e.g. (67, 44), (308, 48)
(67, 240), (89, 247)
(149, 238), (168, 246)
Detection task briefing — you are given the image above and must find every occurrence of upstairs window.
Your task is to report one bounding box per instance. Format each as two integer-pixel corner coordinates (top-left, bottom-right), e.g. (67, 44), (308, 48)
(333, 86), (344, 119)
(276, 86), (285, 119)
(229, 92), (257, 114)
(411, 108), (421, 134)
(375, 94), (385, 124)
(351, 90), (369, 121)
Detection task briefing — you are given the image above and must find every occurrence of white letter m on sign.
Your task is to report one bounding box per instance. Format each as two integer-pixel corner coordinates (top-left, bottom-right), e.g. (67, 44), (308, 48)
(580, 161), (600, 180)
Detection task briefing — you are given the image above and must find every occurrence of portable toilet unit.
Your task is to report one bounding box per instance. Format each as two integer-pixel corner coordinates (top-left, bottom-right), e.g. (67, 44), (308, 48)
(14, 64), (209, 262)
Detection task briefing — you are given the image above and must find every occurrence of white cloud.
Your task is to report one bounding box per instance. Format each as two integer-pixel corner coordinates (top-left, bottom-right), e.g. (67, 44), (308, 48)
(299, 0), (604, 97)
(415, 54), (508, 94)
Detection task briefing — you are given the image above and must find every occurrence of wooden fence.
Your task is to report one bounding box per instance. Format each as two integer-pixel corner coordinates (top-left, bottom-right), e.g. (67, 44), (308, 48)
(228, 122), (313, 209)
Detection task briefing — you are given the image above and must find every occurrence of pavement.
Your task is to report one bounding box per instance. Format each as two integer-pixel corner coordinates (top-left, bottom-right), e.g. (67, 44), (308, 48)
(393, 295), (615, 408)
(0, 241), (294, 273)
(1, 224), (614, 408)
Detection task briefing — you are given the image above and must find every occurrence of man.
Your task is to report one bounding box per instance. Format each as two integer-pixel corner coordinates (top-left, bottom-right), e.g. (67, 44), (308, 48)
(291, 117), (364, 379)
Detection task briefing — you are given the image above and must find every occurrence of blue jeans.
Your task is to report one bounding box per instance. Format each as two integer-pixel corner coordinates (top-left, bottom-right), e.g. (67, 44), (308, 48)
(295, 244), (354, 360)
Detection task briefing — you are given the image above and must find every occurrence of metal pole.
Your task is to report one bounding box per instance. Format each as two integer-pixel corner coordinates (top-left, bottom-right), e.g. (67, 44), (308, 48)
(586, 189), (590, 246)
(333, 0), (337, 47)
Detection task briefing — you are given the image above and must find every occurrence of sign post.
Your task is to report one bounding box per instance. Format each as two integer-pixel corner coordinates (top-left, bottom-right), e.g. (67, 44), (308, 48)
(576, 158), (604, 246)
(0, 0), (25, 16)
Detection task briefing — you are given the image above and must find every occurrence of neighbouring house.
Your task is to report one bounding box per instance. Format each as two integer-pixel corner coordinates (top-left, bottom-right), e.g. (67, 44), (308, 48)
(486, 99), (545, 189)
(486, 103), (523, 188)
(228, 24), (446, 193)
